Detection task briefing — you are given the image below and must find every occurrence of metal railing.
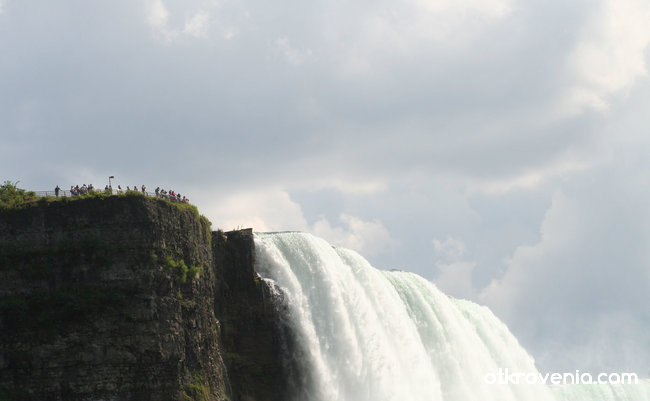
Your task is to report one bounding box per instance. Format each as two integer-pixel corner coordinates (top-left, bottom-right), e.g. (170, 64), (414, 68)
(33, 189), (190, 203)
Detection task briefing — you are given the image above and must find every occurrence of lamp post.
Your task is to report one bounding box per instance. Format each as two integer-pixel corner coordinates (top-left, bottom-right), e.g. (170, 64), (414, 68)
(109, 176), (114, 189)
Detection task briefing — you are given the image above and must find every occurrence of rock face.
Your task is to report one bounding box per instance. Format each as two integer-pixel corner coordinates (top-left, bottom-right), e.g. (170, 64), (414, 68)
(0, 196), (286, 401)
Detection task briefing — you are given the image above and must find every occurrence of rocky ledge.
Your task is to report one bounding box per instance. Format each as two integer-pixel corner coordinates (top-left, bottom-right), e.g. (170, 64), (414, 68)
(0, 195), (288, 401)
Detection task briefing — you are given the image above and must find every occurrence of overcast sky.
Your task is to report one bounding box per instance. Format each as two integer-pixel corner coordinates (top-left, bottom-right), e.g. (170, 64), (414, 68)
(1, 0), (649, 376)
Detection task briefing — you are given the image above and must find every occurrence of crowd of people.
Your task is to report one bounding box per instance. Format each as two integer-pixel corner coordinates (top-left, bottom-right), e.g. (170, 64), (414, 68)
(154, 187), (190, 203)
(54, 183), (190, 204)
(108, 184), (148, 195)
(61, 184), (95, 196)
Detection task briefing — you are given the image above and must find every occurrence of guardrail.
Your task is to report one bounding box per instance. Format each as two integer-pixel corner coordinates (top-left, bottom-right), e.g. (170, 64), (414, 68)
(33, 190), (190, 203)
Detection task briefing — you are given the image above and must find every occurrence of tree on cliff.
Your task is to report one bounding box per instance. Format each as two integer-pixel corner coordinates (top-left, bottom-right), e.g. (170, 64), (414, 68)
(0, 181), (38, 209)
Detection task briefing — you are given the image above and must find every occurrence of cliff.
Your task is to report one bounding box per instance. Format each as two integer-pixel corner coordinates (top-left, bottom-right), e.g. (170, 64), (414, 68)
(0, 195), (287, 401)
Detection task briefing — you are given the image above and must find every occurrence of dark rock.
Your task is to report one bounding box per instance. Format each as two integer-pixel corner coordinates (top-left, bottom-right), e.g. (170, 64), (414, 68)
(0, 196), (288, 401)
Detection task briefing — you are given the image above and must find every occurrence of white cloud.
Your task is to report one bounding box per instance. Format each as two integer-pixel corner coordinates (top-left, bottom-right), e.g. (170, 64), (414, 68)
(434, 261), (476, 300)
(410, 0), (513, 38)
(145, 1), (219, 42)
(433, 236), (468, 262)
(147, 0), (169, 29)
(304, 177), (388, 195)
(480, 191), (577, 314)
(4, 0), (650, 376)
(312, 213), (396, 258)
(222, 27), (239, 40)
(324, 0), (513, 77)
(198, 188), (309, 232)
(424, 0), (511, 17)
(196, 189), (396, 259)
(393, 0), (513, 43)
(479, 178), (650, 373)
(464, 157), (592, 195)
(145, 0), (179, 42)
(184, 11), (210, 38)
(275, 36), (313, 65)
(432, 237), (477, 299)
(561, 0), (650, 115)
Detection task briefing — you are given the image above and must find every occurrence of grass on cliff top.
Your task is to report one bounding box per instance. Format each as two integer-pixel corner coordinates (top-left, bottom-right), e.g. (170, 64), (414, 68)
(0, 181), (213, 228)
(0, 181), (38, 210)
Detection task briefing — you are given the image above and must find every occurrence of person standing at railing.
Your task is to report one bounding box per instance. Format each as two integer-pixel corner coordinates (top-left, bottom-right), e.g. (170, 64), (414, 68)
(55, 185), (60, 197)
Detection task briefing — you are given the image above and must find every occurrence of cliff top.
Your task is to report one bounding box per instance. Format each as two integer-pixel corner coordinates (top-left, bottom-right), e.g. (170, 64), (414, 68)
(0, 180), (212, 228)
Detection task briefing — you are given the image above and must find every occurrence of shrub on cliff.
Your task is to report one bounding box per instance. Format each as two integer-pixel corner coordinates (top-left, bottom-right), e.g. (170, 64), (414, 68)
(164, 256), (202, 284)
(0, 181), (38, 210)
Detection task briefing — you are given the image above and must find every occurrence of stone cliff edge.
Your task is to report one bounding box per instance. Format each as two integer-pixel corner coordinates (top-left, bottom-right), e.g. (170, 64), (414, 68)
(0, 196), (288, 401)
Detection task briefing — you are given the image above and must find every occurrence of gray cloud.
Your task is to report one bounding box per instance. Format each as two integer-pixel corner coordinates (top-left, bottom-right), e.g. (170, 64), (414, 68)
(1, 0), (650, 376)
(481, 174), (650, 373)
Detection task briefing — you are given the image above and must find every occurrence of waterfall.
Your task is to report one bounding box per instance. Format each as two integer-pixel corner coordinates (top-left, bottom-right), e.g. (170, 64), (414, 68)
(253, 232), (649, 401)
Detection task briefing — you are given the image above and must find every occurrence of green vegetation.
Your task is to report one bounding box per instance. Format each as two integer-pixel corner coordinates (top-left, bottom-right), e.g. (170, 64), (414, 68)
(182, 371), (211, 401)
(164, 256), (202, 284)
(0, 181), (38, 209)
(0, 181), (116, 209)
(0, 181), (213, 226)
(1, 181), (216, 250)
(172, 200), (199, 217)
(200, 215), (212, 244)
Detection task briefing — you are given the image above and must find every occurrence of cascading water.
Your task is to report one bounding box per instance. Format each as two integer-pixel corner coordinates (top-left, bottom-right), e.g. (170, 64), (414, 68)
(253, 232), (649, 401)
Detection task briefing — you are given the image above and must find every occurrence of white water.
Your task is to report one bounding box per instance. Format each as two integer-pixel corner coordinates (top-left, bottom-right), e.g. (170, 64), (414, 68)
(253, 232), (650, 401)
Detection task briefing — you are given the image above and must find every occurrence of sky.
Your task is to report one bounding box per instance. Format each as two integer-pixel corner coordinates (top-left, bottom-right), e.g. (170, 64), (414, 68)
(1, 0), (649, 377)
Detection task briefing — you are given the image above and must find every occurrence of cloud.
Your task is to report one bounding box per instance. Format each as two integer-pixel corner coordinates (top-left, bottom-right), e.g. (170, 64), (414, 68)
(561, 0), (650, 115)
(184, 10), (209, 38)
(147, 0), (169, 28)
(2, 0), (650, 376)
(275, 36), (313, 65)
(195, 188), (396, 259)
(197, 188), (309, 232)
(480, 171), (650, 373)
(433, 237), (468, 262)
(312, 213), (397, 258)
(410, 0), (513, 41)
(463, 157), (592, 195)
(144, 0), (219, 42)
(432, 236), (477, 299)
(145, 0), (179, 42)
(433, 261), (476, 300)
(413, 0), (511, 17)
(326, 0), (513, 77)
